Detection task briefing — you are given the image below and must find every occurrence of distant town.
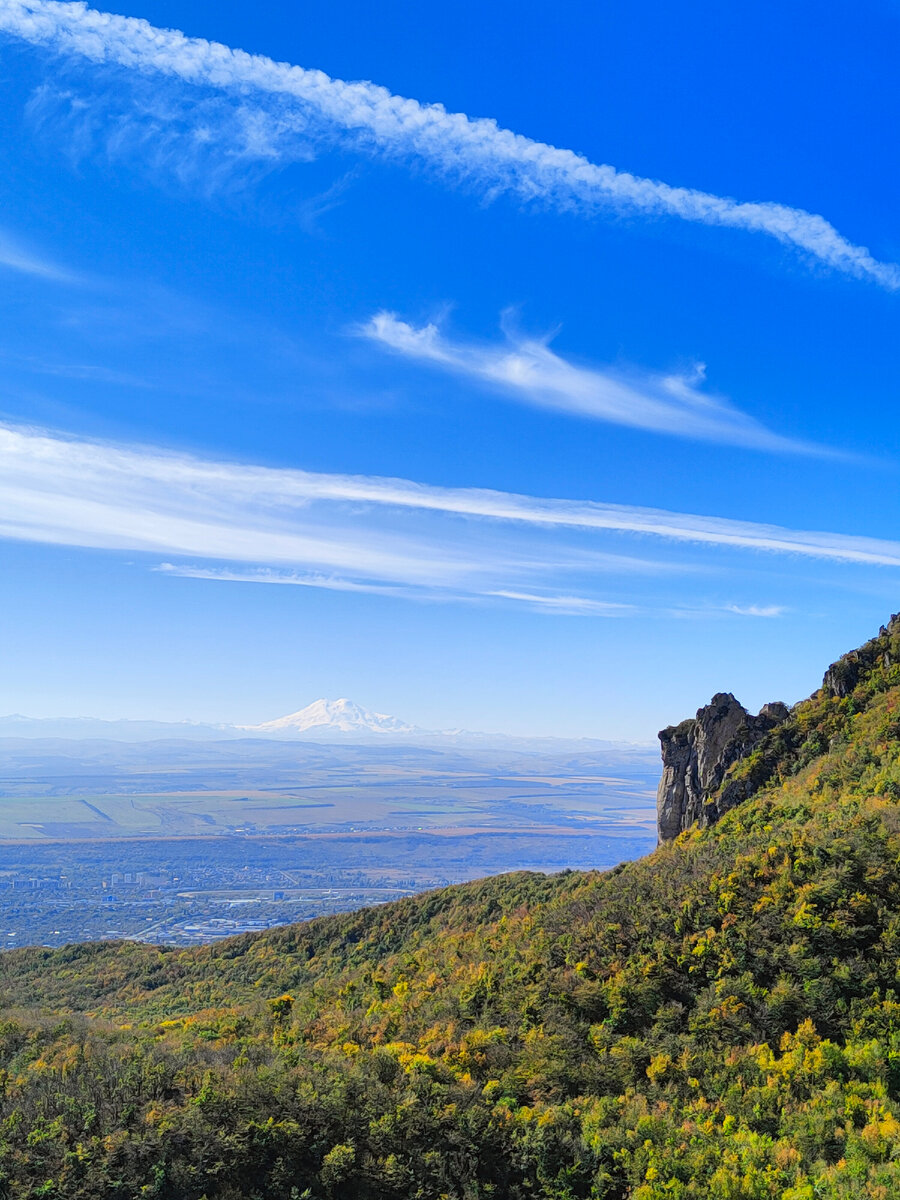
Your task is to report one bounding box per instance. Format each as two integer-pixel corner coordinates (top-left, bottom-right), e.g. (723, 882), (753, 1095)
(0, 822), (656, 947)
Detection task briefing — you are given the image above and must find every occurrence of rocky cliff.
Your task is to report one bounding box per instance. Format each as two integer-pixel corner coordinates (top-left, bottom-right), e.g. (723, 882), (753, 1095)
(657, 613), (900, 841)
(656, 693), (790, 841)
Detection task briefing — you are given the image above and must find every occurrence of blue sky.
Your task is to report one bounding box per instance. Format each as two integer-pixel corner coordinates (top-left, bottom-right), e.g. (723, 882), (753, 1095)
(0, 0), (899, 738)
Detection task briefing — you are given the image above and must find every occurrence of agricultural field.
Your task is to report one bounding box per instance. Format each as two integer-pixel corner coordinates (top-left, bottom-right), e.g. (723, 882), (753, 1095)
(0, 737), (658, 945)
(0, 736), (658, 839)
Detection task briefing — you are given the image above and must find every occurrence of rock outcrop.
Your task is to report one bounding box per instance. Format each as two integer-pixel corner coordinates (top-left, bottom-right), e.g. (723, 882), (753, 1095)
(657, 694), (789, 841)
(822, 613), (900, 699)
(655, 614), (900, 842)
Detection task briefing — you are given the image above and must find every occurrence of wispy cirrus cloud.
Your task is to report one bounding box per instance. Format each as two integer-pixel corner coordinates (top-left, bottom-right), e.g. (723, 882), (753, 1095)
(159, 568), (788, 623)
(155, 564), (414, 600)
(0, 349), (149, 387)
(0, 424), (899, 620)
(0, 227), (77, 281)
(725, 603), (786, 618)
(0, 423), (659, 607)
(486, 590), (633, 616)
(0, 0), (896, 285)
(361, 311), (823, 453)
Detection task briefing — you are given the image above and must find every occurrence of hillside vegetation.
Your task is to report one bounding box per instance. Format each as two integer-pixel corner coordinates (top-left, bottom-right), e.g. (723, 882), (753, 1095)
(5, 621), (900, 1197)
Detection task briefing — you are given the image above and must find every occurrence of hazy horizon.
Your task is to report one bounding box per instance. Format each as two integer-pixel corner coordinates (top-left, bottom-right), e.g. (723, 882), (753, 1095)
(0, 699), (659, 744)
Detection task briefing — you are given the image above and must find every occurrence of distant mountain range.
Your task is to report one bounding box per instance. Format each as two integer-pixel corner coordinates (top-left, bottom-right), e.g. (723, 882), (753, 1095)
(239, 698), (420, 737)
(0, 714), (230, 742)
(0, 698), (415, 742)
(0, 699), (650, 753)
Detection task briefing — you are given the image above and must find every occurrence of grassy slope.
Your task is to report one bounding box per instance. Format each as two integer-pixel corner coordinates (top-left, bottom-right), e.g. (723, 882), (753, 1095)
(3, 622), (900, 1196)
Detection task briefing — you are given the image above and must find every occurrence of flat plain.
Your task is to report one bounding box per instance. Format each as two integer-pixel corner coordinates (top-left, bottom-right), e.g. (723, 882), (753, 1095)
(0, 737), (658, 945)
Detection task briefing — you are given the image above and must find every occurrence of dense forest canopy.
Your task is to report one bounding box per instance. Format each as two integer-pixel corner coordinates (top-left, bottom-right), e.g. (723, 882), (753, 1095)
(5, 620), (900, 1196)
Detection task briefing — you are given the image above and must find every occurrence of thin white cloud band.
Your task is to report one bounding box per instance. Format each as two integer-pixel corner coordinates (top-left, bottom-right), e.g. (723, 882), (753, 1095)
(0, 0), (895, 286)
(2, 424), (900, 590)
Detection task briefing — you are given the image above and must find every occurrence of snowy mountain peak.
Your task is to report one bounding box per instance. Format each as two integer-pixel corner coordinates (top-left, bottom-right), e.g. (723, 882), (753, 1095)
(241, 698), (418, 737)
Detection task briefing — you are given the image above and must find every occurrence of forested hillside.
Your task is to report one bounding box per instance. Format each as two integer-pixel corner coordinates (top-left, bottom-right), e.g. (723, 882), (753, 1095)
(5, 620), (900, 1197)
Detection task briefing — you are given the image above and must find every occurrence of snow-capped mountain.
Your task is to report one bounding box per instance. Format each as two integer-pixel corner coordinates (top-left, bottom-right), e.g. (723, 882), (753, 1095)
(240, 698), (419, 738)
(0, 703), (651, 754)
(0, 699), (419, 742)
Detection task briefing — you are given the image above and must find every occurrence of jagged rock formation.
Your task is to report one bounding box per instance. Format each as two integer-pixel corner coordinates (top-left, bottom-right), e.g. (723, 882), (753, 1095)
(823, 612), (900, 699)
(656, 613), (900, 841)
(657, 693), (790, 841)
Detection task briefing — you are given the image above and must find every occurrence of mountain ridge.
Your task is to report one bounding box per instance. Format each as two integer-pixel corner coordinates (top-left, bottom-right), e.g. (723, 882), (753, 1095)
(0, 701), (654, 752)
(0, 698), (418, 742)
(5, 615), (900, 1195)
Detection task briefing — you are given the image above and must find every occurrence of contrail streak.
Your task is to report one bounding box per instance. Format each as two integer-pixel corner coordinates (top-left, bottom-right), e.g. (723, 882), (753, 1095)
(0, 0), (896, 286)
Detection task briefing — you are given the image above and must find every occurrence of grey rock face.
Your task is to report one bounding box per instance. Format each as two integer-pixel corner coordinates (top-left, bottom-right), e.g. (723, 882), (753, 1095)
(657, 693), (789, 842)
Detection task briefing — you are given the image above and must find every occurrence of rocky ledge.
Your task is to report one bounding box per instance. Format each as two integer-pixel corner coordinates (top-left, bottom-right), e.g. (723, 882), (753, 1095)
(656, 693), (790, 842)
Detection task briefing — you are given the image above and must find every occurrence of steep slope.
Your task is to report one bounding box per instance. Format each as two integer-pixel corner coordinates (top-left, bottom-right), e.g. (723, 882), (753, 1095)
(4, 618), (900, 1196)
